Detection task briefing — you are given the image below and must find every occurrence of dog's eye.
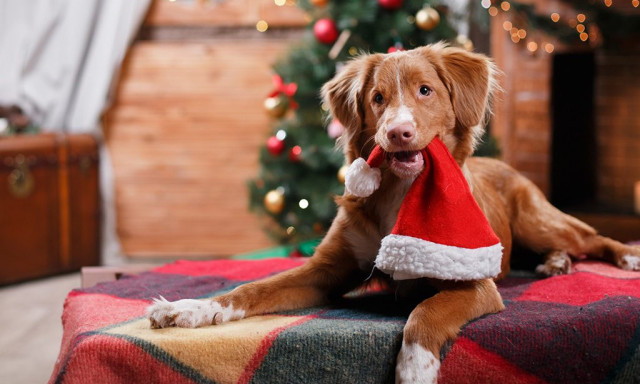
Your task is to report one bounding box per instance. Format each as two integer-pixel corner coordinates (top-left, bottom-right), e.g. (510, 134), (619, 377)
(373, 93), (384, 105)
(419, 86), (432, 96)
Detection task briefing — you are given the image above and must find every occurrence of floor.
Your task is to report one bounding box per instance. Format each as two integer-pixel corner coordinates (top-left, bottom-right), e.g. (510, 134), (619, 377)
(0, 273), (80, 384)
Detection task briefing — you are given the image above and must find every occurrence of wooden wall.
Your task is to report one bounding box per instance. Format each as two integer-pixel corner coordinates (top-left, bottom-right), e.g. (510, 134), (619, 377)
(595, 52), (640, 211)
(104, 0), (306, 258)
(490, 10), (553, 195)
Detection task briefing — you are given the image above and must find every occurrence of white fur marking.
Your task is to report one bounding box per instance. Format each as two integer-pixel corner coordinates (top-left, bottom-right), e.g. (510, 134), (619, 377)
(535, 252), (571, 276)
(396, 342), (440, 384)
(390, 104), (415, 128)
(147, 297), (245, 328)
(620, 254), (640, 271)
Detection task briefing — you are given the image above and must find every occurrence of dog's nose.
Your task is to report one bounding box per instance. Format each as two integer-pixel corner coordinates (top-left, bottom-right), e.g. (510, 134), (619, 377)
(386, 124), (415, 146)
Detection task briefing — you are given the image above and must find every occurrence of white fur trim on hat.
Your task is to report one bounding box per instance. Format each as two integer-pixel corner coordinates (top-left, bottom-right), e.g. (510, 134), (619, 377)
(344, 158), (381, 197)
(375, 234), (503, 280)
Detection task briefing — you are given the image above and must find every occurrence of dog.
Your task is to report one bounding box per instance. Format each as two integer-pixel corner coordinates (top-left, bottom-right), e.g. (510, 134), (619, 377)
(147, 43), (640, 383)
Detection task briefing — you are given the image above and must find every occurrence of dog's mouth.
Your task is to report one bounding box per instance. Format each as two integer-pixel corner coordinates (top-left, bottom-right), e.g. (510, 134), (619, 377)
(388, 150), (424, 178)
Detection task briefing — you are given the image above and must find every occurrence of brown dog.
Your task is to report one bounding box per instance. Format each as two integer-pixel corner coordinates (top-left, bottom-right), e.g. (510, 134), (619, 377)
(147, 43), (640, 383)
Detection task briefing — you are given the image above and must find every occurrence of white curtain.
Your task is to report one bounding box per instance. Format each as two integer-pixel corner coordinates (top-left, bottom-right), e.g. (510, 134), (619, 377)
(0, 0), (151, 265)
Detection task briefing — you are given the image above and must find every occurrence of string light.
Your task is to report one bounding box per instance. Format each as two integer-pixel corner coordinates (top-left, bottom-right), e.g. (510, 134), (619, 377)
(486, 0), (598, 54)
(634, 0), (639, 8)
(544, 43), (555, 53)
(298, 199), (309, 209)
(256, 20), (269, 32)
(604, 0), (612, 6)
(274, 0), (286, 5)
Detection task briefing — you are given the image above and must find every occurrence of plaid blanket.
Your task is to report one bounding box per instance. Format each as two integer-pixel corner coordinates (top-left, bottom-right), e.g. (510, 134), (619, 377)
(50, 258), (640, 384)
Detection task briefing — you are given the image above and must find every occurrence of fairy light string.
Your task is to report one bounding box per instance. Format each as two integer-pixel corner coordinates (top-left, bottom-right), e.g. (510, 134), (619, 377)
(483, 0), (640, 54)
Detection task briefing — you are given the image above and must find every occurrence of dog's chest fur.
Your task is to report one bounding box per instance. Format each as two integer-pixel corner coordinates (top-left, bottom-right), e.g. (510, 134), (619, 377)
(345, 173), (414, 270)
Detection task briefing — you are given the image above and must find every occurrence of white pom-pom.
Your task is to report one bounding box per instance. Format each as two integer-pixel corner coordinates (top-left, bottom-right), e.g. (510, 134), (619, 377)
(345, 158), (381, 197)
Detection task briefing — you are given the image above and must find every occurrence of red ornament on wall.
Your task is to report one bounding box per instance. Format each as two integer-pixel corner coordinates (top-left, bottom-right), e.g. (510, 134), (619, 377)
(378, 0), (403, 10)
(313, 18), (339, 44)
(267, 136), (285, 156)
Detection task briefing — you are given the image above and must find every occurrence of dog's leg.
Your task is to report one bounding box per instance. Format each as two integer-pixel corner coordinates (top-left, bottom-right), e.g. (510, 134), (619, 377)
(396, 279), (504, 384)
(511, 178), (640, 274)
(147, 229), (363, 328)
(579, 235), (640, 271)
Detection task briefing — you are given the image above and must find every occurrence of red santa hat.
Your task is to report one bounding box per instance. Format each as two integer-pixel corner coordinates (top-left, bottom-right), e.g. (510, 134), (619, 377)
(344, 137), (503, 281)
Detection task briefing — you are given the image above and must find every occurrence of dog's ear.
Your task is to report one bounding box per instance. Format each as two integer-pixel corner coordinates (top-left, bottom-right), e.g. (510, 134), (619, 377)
(437, 46), (497, 130)
(321, 54), (382, 162)
(422, 44), (498, 161)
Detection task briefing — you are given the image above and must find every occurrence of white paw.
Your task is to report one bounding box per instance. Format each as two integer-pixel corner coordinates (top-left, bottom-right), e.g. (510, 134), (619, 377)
(146, 296), (245, 329)
(536, 251), (571, 277)
(620, 254), (640, 271)
(396, 341), (440, 384)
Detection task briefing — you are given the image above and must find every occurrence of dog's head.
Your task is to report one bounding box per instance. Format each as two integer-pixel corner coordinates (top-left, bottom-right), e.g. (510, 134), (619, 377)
(322, 43), (497, 179)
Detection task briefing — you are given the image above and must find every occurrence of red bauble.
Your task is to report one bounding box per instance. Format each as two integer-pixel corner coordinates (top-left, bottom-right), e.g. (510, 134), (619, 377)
(313, 18), (339, 44)
(387, 45), (406, 53)
(378, 0), (403, 10)
(289, 145), (302, 162)
(267, 136), (285, 156)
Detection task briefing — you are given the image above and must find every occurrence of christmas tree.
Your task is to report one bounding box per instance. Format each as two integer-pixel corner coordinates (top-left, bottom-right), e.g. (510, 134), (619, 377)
(248, 0), (479, 247)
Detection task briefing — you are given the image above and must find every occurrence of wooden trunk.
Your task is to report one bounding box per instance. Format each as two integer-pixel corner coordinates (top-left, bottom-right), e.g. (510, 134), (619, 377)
(0, 133), (100, 284)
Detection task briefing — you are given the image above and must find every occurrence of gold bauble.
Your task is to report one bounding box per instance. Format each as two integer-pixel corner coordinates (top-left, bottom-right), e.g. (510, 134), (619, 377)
(455, 34), (474, 51)
(310, 0), (328, 7)
(415, 7), (440, 31)
(337, 165), (348, 184)
(264, 189), (285, 214)
(264, 95), (288, 118)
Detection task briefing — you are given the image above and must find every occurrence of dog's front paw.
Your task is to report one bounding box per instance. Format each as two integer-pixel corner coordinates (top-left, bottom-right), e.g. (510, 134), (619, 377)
(396, 341), (440, 384)
(147, 297), (245, 329)
(619, 254), (640, 271)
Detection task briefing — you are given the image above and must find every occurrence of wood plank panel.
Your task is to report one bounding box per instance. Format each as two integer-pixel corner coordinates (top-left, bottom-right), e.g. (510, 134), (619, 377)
(146, 0), (308, 27)
(105, 40), (297, 257)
